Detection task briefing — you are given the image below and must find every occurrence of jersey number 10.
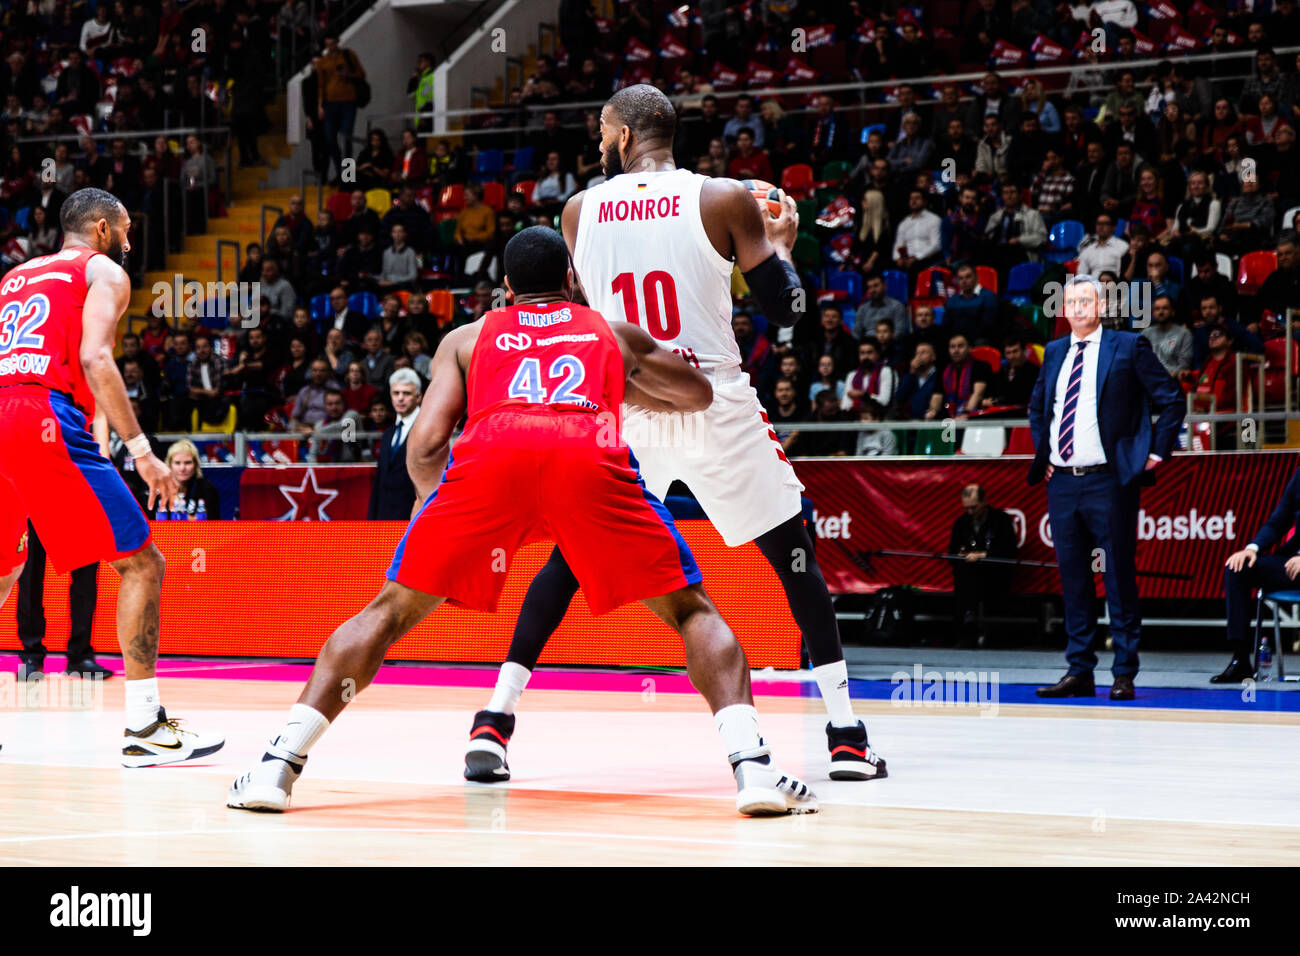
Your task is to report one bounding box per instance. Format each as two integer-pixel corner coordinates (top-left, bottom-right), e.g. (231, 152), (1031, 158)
(611, 271), (681, 342)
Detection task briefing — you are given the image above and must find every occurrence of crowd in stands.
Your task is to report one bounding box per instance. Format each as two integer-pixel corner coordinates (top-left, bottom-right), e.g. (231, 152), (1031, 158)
(3, 0), (1300, 459)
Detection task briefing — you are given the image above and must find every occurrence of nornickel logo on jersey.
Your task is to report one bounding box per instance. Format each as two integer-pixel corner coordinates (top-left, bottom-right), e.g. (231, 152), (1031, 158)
(496, 332), (532, 351)
(517, 308), (573, 328)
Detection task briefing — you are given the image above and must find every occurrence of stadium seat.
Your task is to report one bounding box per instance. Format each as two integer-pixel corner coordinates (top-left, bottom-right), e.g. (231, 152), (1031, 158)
(1237, 251), (1278, 296)
(861, 123), (886, 143)
(510, 145), (535, 175)
(1115, 218), (1128, 237)
(437, 217), (458, 247)
(1265, 338), (1299, 406)
(975, 265), (999, 293)
(914, 431), (955, 455)
(439, 184), (465, 211)
(1005, 426), (1036, 454)
(473, 148), (504, 182)
(1283, 206), (1299, 233)
(327, 191), (353, 222)
(882, 269), (908, 303)
(365, 188), (392, 214)
(1046, 220), (1085, 263)
(1063, 259), (1079, 275)
(1030, 343), (1044, 365)
(793, 232), (820, 270)
(395, 290), (411, 309)
(427, 289), (455, 326)
(1007, 262), (1044, 300)
(796, 199), (819, 226)
(914, 266), (953, 299)
(971, 345), (1001, 373)
(513, 179), (537, 206)
(961, 426), (1006, 457)
(780, 164), (815, 199)
(932, 305), (945, 325)
(1216, 253), (1234, 280)
(482, 181), (505, 211)
(12, 206), (30, 230)
(827, 271), (863, 305)
(819, 160), (852, 183)
(1167, 256), (1185, 284)
(349, 292), (381, 318)
(414, 186), (435, 212)
(191, 404), (238, 434)
(310, 293), (330, 322)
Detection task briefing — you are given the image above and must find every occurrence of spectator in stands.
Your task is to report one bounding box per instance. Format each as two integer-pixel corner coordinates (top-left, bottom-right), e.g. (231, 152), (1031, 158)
(188, 334), (230, 427)
(116, 333), (160, 394)
(181, 135), (218, 232)
(317, 32), (366, 185)
(380, 186), (434, 253)
(533, 151), (579, 216)
(369, 368), (424, 519)
(358, 327), (395, 389)
(983, 336), (1039, 408)
(1009, 113), (1052, 185)
(1216, 176), (1276, 256)
(373, 295), (405, 353)
(341, 359), (378, 415)
(1142, 294), (1193, 377)
(1258, 234), (1300, 325)
(453, 181), (495, 269)
(1100, 141), (1140, 222)
(873, 318), (902, 371)
(1241, 47), (1293, 118)
(809, 354), (844, 405)
(974, 115), (1012, 185)
(165, 440), (221, 519)
(25, 204), (61, 259)
(968, 73), (1021, 133)
(378, 224), (418, 293)
(841, 338), (896, 413)
(391, 128), (426, 187)
(726, 128), (772, 182)
(402, 332), (432, 380)
(1201, 98), (1244, 163)
(789, 391), (850, 458)
(306, 388), (365, 463)
(323, 285), (369, 345)
(285, 305), (320, 358)
(1077, 213), (1128, 278)
(316, 325), (352, 380)
(291, 357), (340, 433)
(805, 304), (859, 380)
(854, 400), (896, 456)
(1142, 250), (1182, 304)
(352, 130), (394, 191)
(305, 209), (342, 285)
(985, 182), (1047, 276)
(934, 118), (977, 182)
(159, 330), (192, 430)
(893, 188), (943, 278)
(948, 483), (1019, 646)
(945, 264), (1000, 345)
(1018, 78), (1059, 135)
(1128, 165), (1167, 238)
(1060, 104), (1103, 170)
(276, 334), (312, 399)
(121, 358), (159, 432)
(732, 313), (771, 391)
(723, 94), (763, 148)
(1190, 324), (1240, 413)
(1244, 93), (1293, 147)
(852, 189), (892, 275)
(887, 113), (933, 177)
(342, 190), (382, 246)
(1120, 222), (1151, 281)
(229, 326), (278, 429)
(1029, 148), (1078, 227)
(260, 258), (298, 322)
(962, 0), (1004, 62)
(576, 109), (606, 186)
(765, 378), (805, 454)
(1158, 171), (1220, 263)
(808, 93), (850, 166)
(894, 341), (941, 425)
(1181, 257), (1235, 326)
(53, 48), (100, 114)
(338, 225), (384, 294)
(936, 333), (992, 419)
(946, 185), (987, 267)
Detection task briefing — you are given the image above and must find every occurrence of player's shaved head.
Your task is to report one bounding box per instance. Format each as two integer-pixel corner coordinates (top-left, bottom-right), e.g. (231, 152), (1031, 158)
(504, 226), (569, 296)
(606, 84), (677, 144)
(60, 186), (125, 235)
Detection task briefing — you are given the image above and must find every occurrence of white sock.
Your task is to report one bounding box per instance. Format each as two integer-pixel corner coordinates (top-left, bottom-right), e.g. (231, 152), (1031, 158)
(813, 660), (858, 728)
(273, 704), (330, 757)
(486, 662), (531, 715)
(714, 703), (762, 760)
(125, 678), (161, 731)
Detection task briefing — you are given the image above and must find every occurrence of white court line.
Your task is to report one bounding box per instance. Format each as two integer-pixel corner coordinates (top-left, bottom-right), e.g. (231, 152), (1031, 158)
(0, 825), (803, 850)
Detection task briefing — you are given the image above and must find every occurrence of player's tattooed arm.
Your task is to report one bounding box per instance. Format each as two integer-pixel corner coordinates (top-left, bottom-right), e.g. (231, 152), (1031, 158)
(406, 324), (471, 504)
(614, 323), (712, 413)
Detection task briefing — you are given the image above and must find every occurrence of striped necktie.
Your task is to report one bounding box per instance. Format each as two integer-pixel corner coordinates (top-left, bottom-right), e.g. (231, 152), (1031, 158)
(1057, 340), (1087, 461)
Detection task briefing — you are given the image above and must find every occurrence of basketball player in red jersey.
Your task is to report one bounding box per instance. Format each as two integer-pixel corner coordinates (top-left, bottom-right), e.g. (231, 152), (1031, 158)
(467, 85), (886, 783)
(228, 227), (817, 816)
(0, 188), (224, 765)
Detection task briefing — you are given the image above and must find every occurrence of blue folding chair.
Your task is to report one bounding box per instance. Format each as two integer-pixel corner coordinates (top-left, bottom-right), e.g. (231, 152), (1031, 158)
(882, 268), (908, 303)
(349, 291), (381, 318)
(473, 148), (504, 182)
(1254, 590), (1300, 681)
(827, 271), (863, 305)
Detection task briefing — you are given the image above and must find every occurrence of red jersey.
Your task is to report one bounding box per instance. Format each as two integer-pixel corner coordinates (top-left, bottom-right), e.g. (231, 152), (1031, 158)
(465, 302), (625, 427)
(0, 246), (104, 416)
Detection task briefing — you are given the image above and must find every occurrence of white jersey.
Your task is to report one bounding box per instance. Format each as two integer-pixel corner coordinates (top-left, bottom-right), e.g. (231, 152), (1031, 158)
(573, 168), (739, 372)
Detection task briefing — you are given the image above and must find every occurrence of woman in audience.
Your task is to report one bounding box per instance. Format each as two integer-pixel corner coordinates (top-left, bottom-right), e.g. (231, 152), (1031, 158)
(277, 334), (312, 399)
(403, 332), (432, 379)
(852, 189), (892, 275)
(1244, 93), (1292, 146)
(160, 440), (222, 519)
(1156, 101), (1197, 165)
(1129, 165), (1167, 237)
(341, 360), (377, 415)
(1020, 78), (1060, 134)
(1199, 98), (1243, 162)
(355, 128), (394, 190)
(532, 150), (578, 216)
(27, 204), (60, 257)
(809, 354), (845, 405)
(391, 127), (426, 187)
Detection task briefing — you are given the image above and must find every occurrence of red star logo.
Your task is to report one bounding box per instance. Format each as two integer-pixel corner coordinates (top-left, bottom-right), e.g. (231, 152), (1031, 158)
(277, 469), (340, 521)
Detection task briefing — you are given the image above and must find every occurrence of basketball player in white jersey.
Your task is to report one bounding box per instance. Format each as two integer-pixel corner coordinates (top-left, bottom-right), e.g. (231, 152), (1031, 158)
(464, 85), (887, 784)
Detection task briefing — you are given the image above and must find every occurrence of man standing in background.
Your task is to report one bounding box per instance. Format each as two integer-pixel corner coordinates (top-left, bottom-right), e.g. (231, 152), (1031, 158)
(369, 369), (423, 520)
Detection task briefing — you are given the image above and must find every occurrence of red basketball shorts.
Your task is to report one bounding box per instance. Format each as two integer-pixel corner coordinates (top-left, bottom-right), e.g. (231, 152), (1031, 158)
(386, 407), (702, 615)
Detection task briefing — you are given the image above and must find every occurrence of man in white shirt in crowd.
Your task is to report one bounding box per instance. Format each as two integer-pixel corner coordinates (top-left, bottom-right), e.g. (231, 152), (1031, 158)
(893, 188), (943, 277)
(1076, 212), (1129, 278)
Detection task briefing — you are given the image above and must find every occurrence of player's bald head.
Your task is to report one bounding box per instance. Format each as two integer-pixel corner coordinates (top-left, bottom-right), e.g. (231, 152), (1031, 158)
(60, 186), (126, 235)
(606, 84), (677, 146)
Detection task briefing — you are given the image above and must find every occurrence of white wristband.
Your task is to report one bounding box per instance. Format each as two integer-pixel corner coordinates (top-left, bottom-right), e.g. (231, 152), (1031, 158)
(126, 434), (151, 460)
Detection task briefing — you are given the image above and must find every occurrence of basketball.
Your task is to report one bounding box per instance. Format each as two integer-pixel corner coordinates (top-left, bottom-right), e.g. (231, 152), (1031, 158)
(741, 179), (783, 218)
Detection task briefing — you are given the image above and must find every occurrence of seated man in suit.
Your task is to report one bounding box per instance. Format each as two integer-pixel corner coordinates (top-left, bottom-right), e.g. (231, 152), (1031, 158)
(1029, 275), (1185, 701)
(1218, 467), (1300, 683)
(368, 368), (424, 520)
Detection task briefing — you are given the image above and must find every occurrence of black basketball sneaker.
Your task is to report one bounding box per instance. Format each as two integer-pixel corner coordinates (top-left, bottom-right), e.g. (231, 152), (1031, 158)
(826, 721), (888, 780)
(464, 709), (515, 782)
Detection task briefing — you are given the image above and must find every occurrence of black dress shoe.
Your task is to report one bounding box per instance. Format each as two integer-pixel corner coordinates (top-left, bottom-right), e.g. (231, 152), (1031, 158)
(1210, 656), (1255, 684)
(16, 662), (44, 682)
(1036, 673), (1096, 697)
(65, 659), (113, 679)
(1109, 675), (1136, 700)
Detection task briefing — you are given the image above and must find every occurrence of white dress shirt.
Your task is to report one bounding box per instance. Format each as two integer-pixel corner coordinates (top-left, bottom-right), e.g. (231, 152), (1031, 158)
(391, 406), (419, 448)
(893, 210), (942, 262)
(1049, 325), (1106, 467)
(1076, 235), (1128, 279)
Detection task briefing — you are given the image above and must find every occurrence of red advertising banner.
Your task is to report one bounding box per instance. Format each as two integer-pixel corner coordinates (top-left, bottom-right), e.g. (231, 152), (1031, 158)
(794, 452), (1300, 599)
(0, 524), (800, 668)
(239, 466), (373, 520)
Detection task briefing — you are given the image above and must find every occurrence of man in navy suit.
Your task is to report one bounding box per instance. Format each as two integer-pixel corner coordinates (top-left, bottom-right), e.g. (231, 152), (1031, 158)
(1217, 468), (1300, 683)
(1028, 276), (1185, 700)
(368, 369), (423, 520)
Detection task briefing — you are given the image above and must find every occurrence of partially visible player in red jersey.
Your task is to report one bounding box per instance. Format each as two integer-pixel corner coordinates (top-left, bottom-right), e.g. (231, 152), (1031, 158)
(0, 187), (224, 766)
(227, 227), (817, 816)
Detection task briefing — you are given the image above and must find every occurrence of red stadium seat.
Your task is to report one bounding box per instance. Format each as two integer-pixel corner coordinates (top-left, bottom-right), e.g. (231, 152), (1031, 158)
(482, 181), (505, 211)
(1265, 338), (1299, 406)
(1005, 427), (1036, 455)
(780, 164), (815, 199)
(1237, 251), (1277, 296)
(976, 265), (998, 293)
(326, 191), (353, 222)
(438, 184), (465, 212)
(971, 346), (1002, 373)
(915, 266), (953, 299)
(1064, 259), (1079, 275)
(513, 179), (537, 206)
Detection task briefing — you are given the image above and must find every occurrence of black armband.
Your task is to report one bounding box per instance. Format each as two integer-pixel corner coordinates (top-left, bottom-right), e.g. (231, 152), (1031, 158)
(742, 252), (803, 328)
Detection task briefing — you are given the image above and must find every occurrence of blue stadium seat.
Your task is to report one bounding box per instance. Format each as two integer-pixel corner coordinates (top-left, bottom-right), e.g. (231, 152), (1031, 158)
(202, 298), (229, 331)
(473, 148), (504, 182)
(1167, 256), (1185, 284)
(349, 292), (381, 318)
(13, 206), (31, 230)
(882, 269), (908, 303)
(1115, 217), (1128, 238)
(310, 293), (331, 322)
(861, 123), (885, 143)
(827, 271), (863, 305)
(1007, 262), (1044, 302)
(749, 312), (768, 337)
(511, 145), (535, 174)
(1046, 220), (1085, 263)
(932, 305), (945, 325)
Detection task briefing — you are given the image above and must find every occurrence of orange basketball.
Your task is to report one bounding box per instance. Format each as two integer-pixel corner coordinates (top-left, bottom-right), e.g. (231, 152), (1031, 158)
(741, 179), (783, 218)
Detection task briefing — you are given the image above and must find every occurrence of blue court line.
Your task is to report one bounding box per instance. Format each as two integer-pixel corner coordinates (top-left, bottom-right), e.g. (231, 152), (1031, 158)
(833, 678), (1300, 713)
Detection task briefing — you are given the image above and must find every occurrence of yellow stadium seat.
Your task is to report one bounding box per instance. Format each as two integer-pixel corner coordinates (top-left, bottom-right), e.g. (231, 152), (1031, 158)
(365, 189), (393, 214)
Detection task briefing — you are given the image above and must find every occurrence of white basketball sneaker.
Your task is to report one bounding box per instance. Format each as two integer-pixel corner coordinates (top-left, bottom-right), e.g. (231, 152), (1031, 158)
(731, 741), (819, 816)
(121, 707), (225, 768)
(227, 740), (308, 812)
